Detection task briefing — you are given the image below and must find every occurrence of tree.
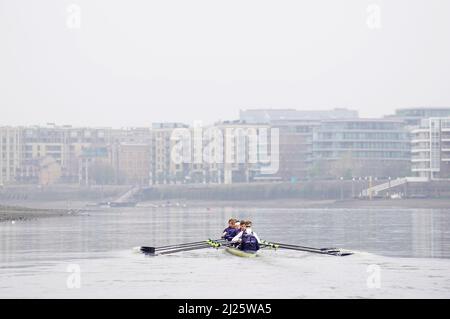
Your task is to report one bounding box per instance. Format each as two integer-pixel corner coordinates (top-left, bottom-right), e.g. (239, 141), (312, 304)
(309, 160), (328, 179)
(88, 161), (116, 185)
(330, 152), (357, 179)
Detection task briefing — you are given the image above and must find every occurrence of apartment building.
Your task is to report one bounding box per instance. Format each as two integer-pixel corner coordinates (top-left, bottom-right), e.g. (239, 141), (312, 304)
(387, 107), (450, 126)
(312, 119), (411, 178)
(411, 118), (450, 179)
(111, 143), (150, 185)
(239, 108), (359, 182)
(0, 127), (23, 185)
(151, 123), (189, 184)
(209, 121), (273, 184)
(21, 125), (112, 184)
(109, 127), (152, 185)
(239, 108), (358, 123)
(270, 120), (319, 181)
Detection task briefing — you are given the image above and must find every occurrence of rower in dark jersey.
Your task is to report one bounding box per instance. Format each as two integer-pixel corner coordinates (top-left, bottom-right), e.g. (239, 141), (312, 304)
(231, 220), (261, 252)
(221, 218), (239, 241)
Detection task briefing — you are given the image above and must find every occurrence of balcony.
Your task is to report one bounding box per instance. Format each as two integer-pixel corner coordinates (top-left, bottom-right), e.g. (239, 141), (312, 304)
(411, 139), (429, 143)
(411, 149), (429, 153)
(411, 168), (430, 172)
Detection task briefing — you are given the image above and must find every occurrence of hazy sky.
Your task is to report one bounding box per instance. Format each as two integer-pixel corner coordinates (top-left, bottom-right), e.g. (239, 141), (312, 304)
(1, 0), (449, 127)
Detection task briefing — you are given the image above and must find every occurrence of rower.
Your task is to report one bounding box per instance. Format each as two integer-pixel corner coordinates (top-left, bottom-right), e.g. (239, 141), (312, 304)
(238, 220), (246, 233)
(228, 220), (242, 247)
(222, 218), (239, 241)
(231, 220), (261, 252)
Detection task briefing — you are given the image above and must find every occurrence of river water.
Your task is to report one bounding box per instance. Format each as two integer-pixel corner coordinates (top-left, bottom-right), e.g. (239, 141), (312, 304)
(1, 206), (450, 298)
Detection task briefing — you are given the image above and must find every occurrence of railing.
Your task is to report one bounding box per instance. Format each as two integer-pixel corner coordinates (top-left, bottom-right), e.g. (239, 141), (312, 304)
(360, 177), (429, 197)
(114, 186), (141, 203)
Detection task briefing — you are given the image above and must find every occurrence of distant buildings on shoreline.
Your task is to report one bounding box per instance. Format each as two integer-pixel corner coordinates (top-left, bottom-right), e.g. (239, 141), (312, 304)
(1, 107), (450, 186)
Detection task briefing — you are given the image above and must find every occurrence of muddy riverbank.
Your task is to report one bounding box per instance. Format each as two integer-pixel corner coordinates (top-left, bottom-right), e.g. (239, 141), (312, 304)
(0, 205), (73, 222)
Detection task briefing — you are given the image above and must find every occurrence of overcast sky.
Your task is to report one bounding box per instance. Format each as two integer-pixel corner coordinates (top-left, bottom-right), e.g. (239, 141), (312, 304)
(1, 0), (449, 128)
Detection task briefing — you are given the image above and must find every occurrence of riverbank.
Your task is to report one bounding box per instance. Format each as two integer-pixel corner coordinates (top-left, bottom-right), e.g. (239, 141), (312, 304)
(0, 205), (72, 223)
(2, 182), (450, 205)
(140, 198), (450, 209)
(328, 198), (450, 209)
(2, 198), (449, 223)
(140, 180), (450, 201)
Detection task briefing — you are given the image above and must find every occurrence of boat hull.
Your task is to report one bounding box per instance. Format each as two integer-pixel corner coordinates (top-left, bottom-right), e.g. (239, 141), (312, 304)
(225, 247), (257, 258)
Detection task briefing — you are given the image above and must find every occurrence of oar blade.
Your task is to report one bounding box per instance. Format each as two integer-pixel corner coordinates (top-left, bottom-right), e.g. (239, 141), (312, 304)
(140, 246), (156, 255)
(325, 250), (354, 256)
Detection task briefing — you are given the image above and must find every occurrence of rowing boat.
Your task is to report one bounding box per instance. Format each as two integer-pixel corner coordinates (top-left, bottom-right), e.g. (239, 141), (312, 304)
(136, 238), (353, 257)
(225, 247), (257, 258)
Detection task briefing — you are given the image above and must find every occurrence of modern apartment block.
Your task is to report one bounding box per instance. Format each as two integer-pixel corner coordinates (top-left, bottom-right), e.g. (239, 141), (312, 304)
(411, 118), (450, 179)
(387, 107), (450, 126)
(239, 108), (359, 182)
(239, 108), (358, 123)
(1, 124), (156, 186)
(149, 121), (274, 184)
(0, 127), (23, 185)
(22, 125), (112, 184)
(151, 122), (189, 184)
(208, 121), (272, 184)
(270, 120), (319, 181)
(0, 125), (153, 186)
(312, 119), (411, 178)
(110, 128), (152, 185)
(112, 143), (151, 185)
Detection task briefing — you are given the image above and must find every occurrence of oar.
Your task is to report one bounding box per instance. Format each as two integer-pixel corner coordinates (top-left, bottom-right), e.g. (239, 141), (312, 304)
(155, 239), (224, 250)
(282, 245), (352, 256)
(141, 243), (208, 255)
(141, 239), (223, 254)
(259, 240), (280, 249)
(261, 240), (353, 256)
(140, 239), (225, 255)
(157, 239), (231, 255)
(264, 240), (336, 252)
(157, 244), (213, 255)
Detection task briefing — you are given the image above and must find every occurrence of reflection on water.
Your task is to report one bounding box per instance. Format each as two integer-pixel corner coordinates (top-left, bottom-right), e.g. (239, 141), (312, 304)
(1, 207), (450, 262)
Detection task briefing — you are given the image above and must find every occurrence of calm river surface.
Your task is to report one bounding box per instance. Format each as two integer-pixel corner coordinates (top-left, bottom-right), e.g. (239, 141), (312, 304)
(1, 206), (450, 298)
